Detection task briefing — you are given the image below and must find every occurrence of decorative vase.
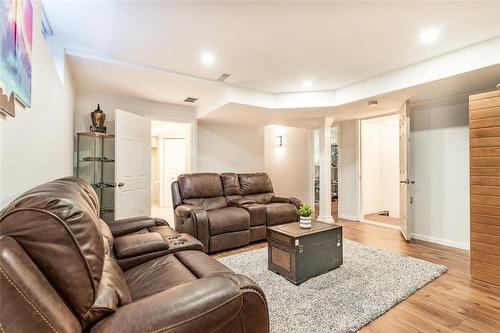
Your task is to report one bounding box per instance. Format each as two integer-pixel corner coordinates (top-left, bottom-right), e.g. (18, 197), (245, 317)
(300, 216), (312, 229)
(91, 104), (106, 127)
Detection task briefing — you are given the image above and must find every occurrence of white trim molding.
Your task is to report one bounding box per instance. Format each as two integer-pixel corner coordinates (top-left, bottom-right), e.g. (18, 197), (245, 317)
(411, 233), (470, 251)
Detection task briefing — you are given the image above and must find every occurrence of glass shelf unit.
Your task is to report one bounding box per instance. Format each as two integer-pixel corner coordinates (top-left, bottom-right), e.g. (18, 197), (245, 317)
(76, 132), (115, 222)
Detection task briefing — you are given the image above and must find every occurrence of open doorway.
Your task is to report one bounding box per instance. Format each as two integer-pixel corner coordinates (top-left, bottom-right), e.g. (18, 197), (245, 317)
(360, 114), (399, 227)
(313, 124), (339, 220)
(151, 120), (192, 223)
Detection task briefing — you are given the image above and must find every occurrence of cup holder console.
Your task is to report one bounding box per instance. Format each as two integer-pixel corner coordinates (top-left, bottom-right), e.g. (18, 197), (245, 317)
(165, 235), (182, 241)
(170, 240), (187, 246)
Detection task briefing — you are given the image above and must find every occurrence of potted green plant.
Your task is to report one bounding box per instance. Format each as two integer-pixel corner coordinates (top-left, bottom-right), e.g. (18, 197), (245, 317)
(298, 204), (312, 229)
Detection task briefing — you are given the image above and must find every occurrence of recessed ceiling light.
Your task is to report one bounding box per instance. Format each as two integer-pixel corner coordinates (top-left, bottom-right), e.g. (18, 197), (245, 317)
(201, 52), (215, 66)
(302, 80), (313, 88)
(419, 28), (439, 44)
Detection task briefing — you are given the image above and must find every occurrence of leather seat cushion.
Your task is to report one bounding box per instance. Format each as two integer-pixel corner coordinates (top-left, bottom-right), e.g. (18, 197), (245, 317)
(241, 204), (267, 226)
(207, 207), (250, 235)
(266, 203), (298, 226)
(209, 231), (250, 253)
(243, 193), (274, 204)
(183, 196), (227, 210)
(125, 254), (196, 300)
(175, 250), (233, 278)
(250, 225), (267, 242)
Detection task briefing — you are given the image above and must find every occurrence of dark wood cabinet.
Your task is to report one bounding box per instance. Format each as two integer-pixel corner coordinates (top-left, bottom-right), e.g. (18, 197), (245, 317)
(267, 222), (343, 285)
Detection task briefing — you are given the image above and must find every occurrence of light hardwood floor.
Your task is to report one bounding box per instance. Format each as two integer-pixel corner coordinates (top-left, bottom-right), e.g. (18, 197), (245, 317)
(211, 219), (500, 332)
(364, 213), (400, 226)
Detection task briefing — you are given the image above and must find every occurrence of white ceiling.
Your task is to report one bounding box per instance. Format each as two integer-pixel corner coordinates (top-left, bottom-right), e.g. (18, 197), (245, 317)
(199, 64), (500, 128)
(45, 1), (500, 95)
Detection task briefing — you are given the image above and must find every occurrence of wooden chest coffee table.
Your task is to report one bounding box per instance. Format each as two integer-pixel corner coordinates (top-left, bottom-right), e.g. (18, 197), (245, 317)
(267, 221), (343, 285)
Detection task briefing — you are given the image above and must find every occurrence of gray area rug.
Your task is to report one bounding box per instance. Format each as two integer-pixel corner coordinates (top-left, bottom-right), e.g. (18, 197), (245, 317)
(218, 239), (447, 333)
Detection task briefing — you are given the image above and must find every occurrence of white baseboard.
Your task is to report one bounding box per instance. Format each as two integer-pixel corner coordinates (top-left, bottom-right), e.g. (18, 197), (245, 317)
(358, 219), (401, 230)
(411, 233), (470, 250)
(337, 214), (358, 221)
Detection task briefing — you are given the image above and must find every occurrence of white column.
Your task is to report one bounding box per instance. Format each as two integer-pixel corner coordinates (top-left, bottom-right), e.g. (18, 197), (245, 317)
(318, 117), (334, 223)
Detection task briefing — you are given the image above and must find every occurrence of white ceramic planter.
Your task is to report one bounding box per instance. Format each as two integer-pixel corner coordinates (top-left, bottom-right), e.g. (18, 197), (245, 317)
(299, 216), (312, 229)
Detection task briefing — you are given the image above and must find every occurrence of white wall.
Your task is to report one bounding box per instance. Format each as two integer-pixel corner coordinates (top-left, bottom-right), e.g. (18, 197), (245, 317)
(74, 92), (195, 134)
(361, 117), (399, 217)
(74, 92), (197, 173)
(338, 120), (360, 220)
(380, 123), (399, 217)
(361, 123), (381, 215)
(264, 126), (313, 205)
(0, 2), (75, 207)
(339, 100), (470, 249)
(410, 100), (470, 249)
(197, 121), (264, 173)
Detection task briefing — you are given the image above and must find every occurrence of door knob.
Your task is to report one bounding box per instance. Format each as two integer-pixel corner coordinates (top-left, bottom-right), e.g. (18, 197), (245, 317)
(400, 180), (415, 184)
(117, 182), (124, 187)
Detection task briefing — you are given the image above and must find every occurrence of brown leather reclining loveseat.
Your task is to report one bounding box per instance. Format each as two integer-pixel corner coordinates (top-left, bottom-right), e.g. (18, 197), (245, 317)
(172, 172), (301, 253)
(0, 177), (269, 333)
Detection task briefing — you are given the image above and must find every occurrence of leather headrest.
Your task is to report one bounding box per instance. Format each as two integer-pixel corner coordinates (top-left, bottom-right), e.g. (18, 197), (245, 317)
(221, 173), (241, 196)
(0, 177), (104, 320)
(178, 173), (223, 199)
(238, 173), (273, 195)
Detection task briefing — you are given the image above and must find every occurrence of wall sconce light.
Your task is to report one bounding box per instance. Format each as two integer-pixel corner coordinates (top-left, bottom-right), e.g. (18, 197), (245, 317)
(276, 135), (283, 147)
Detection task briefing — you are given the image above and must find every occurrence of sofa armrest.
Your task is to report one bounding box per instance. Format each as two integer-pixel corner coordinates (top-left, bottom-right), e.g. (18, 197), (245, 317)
(153, 217), (169, 226)
(90, 276), (243, 333)
(174, 204), (197, 218)
(272, 196), (302, 209)
(113, 233), (169, 259)
(229, 198), (256, 205)
(174, 206), (210, 252)
(110, 216), (156, 237)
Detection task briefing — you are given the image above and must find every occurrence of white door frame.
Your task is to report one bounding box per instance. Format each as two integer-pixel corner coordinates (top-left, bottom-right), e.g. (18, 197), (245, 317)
(356, 112), (402, 230)
(146, 115), (197, 173)
(147, 116), (196, 208)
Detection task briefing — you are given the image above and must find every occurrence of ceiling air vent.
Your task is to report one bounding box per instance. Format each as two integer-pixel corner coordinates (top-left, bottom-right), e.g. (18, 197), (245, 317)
(184, 97), (198, 103)
(217, 73), (231, 82)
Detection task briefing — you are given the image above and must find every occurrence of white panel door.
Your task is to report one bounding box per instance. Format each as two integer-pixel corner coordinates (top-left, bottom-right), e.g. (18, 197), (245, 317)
(163, 138), (186, 208)
(399, 101), (412, 240)
(115, 109), (151, 219)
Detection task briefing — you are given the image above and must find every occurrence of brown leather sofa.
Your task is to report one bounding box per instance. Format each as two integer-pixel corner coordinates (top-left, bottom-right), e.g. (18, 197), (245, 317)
(172, 172), (301, 253)
(0, 177), (269, 333)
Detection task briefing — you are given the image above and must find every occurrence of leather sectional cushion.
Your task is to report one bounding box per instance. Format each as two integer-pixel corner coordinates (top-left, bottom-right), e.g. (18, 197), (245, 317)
(265, 202), (298, 226)
(240, 204), (267, 226)
(114, 233), (169, 259)
(250, 225), (267, 242)
(175, 250), (233, 278)
(243, 192), (274, 204)
(125, 254), (197, 300)
(221, 173), (241, 195)
(229, 198), (256, 205)
(0, 177), (106, 323)
(109, 216), (156, 237)
(238, 173), (273, 195)
(207, 207), (250, 235)
(184, 196), (227, 210)
(209, 230), (250, 253)
(178, 173), (224, 199)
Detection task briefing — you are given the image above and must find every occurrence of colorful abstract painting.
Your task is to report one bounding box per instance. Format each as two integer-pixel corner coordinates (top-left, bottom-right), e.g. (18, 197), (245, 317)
(0, 0), (18, 116)
(0, 0), (32, 116)
(15, 0), (33, 107)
